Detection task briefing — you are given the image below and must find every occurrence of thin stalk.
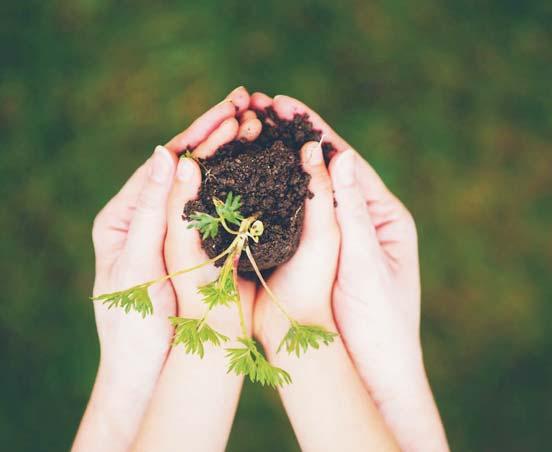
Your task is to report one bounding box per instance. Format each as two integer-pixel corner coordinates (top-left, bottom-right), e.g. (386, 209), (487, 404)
(231, 245), (249, 338)
(154, 238), (239, 287)
(197, 310), (210, 330)
(220, 217), (240, 235)
(244, 245), (295, 325)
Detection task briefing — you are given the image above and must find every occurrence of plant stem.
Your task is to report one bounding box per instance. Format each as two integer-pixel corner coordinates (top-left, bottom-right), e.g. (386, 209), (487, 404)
(155, 236), (239, 285)
(197, 311), (210, 330)
(231, 247), (249, 338)
(244, 245), (296, 325)
(220, 217), (240, 235)
(164, 245), (234, 282)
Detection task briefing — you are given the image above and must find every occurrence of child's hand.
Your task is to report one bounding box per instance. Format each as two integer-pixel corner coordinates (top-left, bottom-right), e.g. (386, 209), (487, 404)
(249, 93), (340, 341)
(133, 89), (267, 451)
(252, 139), (340, 344)
(164, 101), (259, 342)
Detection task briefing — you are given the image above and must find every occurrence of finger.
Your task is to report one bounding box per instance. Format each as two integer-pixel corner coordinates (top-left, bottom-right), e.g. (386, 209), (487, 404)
(123, 145), (177, 263)
(166, 157), (204, 261)
(193, 117), (239, 159)
(250, 92), (273, 110)
(225, 86), (250, 114)
(167, 157), (256, 323)
(164, 86), (249, 153)
(273, 95), (350, 152)
(300, 141), (338, 238)
(266, 141), (339, 305)
(165, 157), (219, 299)
(237, 117), (262, 141)
(240, 109), (257, 122)
(165, 100), (236, 153)
(329, 150), (383, 275)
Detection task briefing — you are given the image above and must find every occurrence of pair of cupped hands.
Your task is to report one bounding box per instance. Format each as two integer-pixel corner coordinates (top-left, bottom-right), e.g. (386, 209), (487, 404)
(76, 87), (448, 452)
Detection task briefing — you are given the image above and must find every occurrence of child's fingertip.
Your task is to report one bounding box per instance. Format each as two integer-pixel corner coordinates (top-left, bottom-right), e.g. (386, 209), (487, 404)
(176, 157), (195, 182)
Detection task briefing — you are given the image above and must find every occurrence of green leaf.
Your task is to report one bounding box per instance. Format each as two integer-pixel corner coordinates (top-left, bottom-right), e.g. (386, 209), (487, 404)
(188, 211), (220, 239)
(214, 192), (244, 226)
(170, 317), (229, 358)
(198, 271), (238, 309)
(92, 285), (153, 318)
(277, 324), (338, 357)
(180, 150), (194, 160)
(226, 338), (292, 388)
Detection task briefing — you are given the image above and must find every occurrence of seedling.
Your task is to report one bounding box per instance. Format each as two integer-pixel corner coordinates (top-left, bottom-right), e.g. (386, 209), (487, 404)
(92, 192), (337, 388)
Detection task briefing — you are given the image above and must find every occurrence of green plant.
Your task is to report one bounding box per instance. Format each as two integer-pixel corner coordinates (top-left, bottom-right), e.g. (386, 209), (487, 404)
(92, 192), (337, 387)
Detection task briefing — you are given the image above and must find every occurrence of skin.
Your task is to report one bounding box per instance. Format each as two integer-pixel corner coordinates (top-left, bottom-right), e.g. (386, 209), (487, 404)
(73, 86), (251, 452)
(75, 85), (445, 451)
(260, 93), (450, 451)
(133, 92), (260, 452)
(134, 100), (398, 450)
(254, 140), (398, 452)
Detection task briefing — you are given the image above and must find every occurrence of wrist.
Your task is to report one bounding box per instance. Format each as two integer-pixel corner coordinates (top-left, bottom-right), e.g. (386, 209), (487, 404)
(94, 361), (160, 422)
(74, 363), (160, 451)
(375, 365), (449, 452)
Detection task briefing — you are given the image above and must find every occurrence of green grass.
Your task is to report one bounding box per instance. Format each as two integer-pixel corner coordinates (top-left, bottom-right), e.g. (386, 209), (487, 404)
(1, 0), (551, 450)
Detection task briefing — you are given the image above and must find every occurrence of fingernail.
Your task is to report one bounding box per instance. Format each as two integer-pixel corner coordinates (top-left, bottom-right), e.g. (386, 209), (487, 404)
(150, 146), (172, 183)
(177, 157), (194, 181)
(306, 142), (324, 166)
(335, 149), (356, 187)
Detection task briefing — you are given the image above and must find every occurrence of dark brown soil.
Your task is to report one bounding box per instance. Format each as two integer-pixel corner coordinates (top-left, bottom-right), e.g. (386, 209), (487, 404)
(182, 107), (333, 273)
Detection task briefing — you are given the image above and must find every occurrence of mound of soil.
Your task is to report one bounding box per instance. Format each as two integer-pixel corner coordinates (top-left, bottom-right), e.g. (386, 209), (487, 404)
(182, 107), (333, 273)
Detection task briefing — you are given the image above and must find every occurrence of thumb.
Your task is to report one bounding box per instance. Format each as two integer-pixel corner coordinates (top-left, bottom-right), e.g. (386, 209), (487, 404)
(166, 156), (205, 266)
(300, 141), (338, 238)
(123, 145), (176, 263)
(329, 150), (384, 282)
(164, 157), (229, 318)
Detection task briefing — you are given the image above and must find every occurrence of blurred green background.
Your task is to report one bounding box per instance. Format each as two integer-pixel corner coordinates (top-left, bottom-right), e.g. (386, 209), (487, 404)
(1, 0), (551, 450)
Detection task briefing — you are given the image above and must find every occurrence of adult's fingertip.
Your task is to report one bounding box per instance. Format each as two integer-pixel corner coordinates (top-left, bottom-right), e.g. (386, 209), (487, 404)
(150, 145), (175, 184)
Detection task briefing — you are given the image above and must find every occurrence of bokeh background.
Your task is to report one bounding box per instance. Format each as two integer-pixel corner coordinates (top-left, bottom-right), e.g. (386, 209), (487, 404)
(1, 1), (551, 450)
